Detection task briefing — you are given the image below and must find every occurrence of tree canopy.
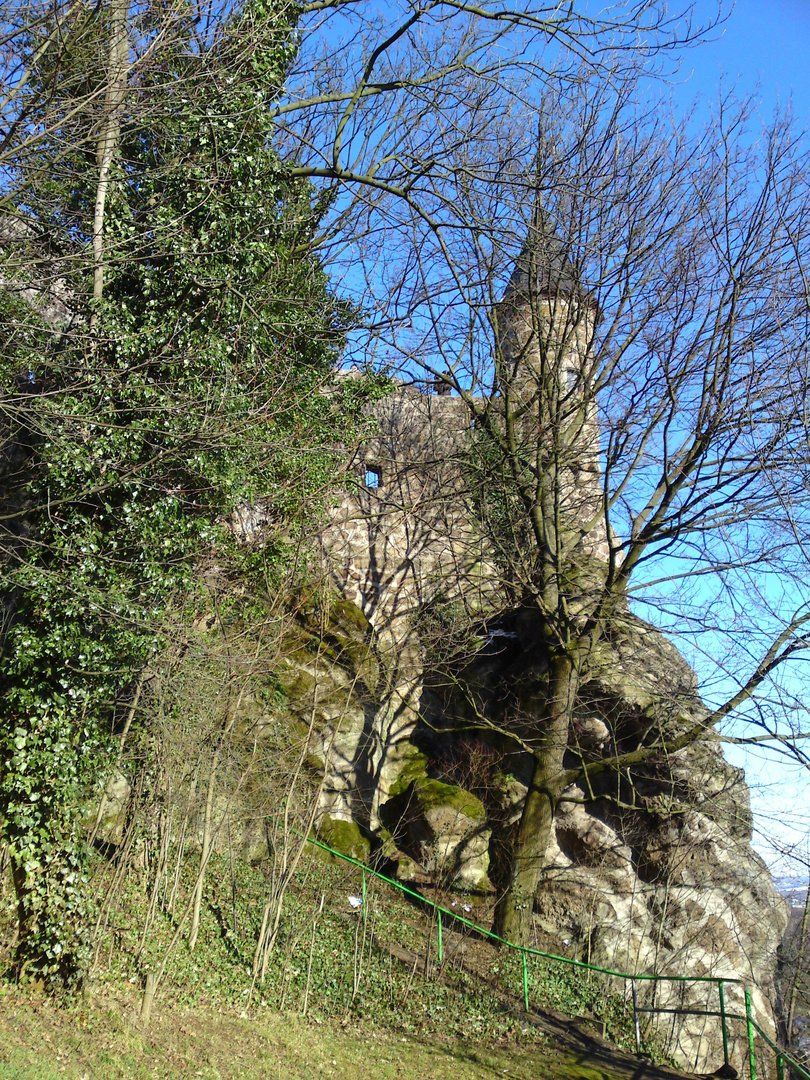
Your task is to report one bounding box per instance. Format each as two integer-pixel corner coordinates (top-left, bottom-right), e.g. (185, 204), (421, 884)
(0, 0), (374, 985)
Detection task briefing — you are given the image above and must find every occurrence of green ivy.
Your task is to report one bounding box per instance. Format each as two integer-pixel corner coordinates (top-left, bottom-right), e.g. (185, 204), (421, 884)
(0, 0), (376, 989)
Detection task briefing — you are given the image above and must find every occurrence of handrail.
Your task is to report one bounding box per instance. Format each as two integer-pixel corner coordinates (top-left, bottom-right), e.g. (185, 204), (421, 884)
(277, 822), (805, 1080)
(305, 832), (740, 984)
(747, 1011), (810, 1080)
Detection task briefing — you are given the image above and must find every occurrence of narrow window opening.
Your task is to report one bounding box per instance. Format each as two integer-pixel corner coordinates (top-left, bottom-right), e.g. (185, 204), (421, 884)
(563, 367), (578, 392)
(365, 466), (381, 489)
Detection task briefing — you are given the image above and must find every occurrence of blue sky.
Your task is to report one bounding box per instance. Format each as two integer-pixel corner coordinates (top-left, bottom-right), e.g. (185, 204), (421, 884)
(673, 0), (810, 126)
(666, 0), (810, 877)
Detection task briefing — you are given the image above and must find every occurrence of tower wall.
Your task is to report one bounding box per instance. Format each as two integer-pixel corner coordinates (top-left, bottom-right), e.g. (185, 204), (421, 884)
(494, 288), (608, 562)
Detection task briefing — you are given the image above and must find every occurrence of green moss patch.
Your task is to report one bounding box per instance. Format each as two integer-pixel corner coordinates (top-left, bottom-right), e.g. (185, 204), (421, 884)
(330, 597), (372, 635)
(316, 815), (371, 863)
(411, 777), (486, 822)
(387, 748), (430, 800)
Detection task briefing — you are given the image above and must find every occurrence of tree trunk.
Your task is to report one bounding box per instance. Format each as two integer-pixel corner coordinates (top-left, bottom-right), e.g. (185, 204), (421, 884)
(497, 649), (579, 947)
(92, 0), (128, 311)
(187, 707), (237, 953)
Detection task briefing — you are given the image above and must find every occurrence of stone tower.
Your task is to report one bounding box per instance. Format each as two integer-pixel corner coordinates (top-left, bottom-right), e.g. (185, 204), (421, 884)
(493, 206), (608, 562)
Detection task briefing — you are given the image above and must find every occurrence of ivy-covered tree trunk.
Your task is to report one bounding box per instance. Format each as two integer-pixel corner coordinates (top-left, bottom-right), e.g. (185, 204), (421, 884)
(2, 0), (129, 986)
(1, 709), (103, 985)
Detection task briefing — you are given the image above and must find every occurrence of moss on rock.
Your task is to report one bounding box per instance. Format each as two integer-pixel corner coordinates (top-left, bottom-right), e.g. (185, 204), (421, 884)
(293, 595), (379, 689)
(316, 815), (371, 863)
(331, 597), (372, 635)
(388, 747), (430, 800)
(278, 660), (319, 703)
(411, 777), (486, 822)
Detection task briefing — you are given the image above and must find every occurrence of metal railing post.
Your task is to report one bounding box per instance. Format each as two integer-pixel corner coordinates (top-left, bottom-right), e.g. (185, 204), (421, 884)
(776, 1053), (784, 1080)
(361, 868), (367, 905)
(437, 909), (443, 964)
(745, 988), (756, 1080)
(719, 980), (730, 1069)
(522, 949), (529, 1013)
(631, 978), (641, 1056)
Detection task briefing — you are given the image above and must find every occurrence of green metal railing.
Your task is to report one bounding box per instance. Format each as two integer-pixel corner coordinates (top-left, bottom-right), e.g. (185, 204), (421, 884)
(745, 1001), (810, 1080)
(295, 829), (810, 1080)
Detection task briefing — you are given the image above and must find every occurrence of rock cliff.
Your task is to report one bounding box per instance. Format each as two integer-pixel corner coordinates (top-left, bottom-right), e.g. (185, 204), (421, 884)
(289, 380), (789, 1076)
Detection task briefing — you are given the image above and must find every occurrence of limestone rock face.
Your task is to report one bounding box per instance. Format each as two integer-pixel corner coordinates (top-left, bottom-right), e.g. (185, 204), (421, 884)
(382, 776), (491, 890)
(437, 610), (788, 1073)
(299, 381), (789, 1075)
(0, 216), (75, 330)
(535, 772), (786, 1073)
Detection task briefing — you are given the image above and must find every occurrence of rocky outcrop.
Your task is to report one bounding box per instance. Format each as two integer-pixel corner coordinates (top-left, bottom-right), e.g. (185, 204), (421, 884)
(292, 379), (789, 1076)
(436, 607), (786, 1073)
(381, 774), (491, 890)
(287, 209), (790, 1072)
(0, 215), (75, 330)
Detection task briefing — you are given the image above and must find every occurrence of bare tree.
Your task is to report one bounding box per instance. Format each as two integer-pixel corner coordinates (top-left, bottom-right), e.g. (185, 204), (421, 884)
(327, 72), (810, 945)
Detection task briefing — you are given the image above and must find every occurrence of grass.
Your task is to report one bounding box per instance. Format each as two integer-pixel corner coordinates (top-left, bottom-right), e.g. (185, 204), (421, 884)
(0, 848), (688, 1080)
(0, 983), (678, 1080)
(84, 852), (556, 1045)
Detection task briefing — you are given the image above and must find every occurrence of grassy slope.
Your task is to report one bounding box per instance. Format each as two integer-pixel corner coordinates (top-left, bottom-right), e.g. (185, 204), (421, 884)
(0, 851), (700, 1080)
(0, 984), (694, 1080)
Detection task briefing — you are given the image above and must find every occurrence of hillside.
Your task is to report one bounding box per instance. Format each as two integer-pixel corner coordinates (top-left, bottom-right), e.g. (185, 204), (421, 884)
(0, 838), (753, 1080)
(2, 7), (809, 1080)
(0, 988), (702, 1080)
